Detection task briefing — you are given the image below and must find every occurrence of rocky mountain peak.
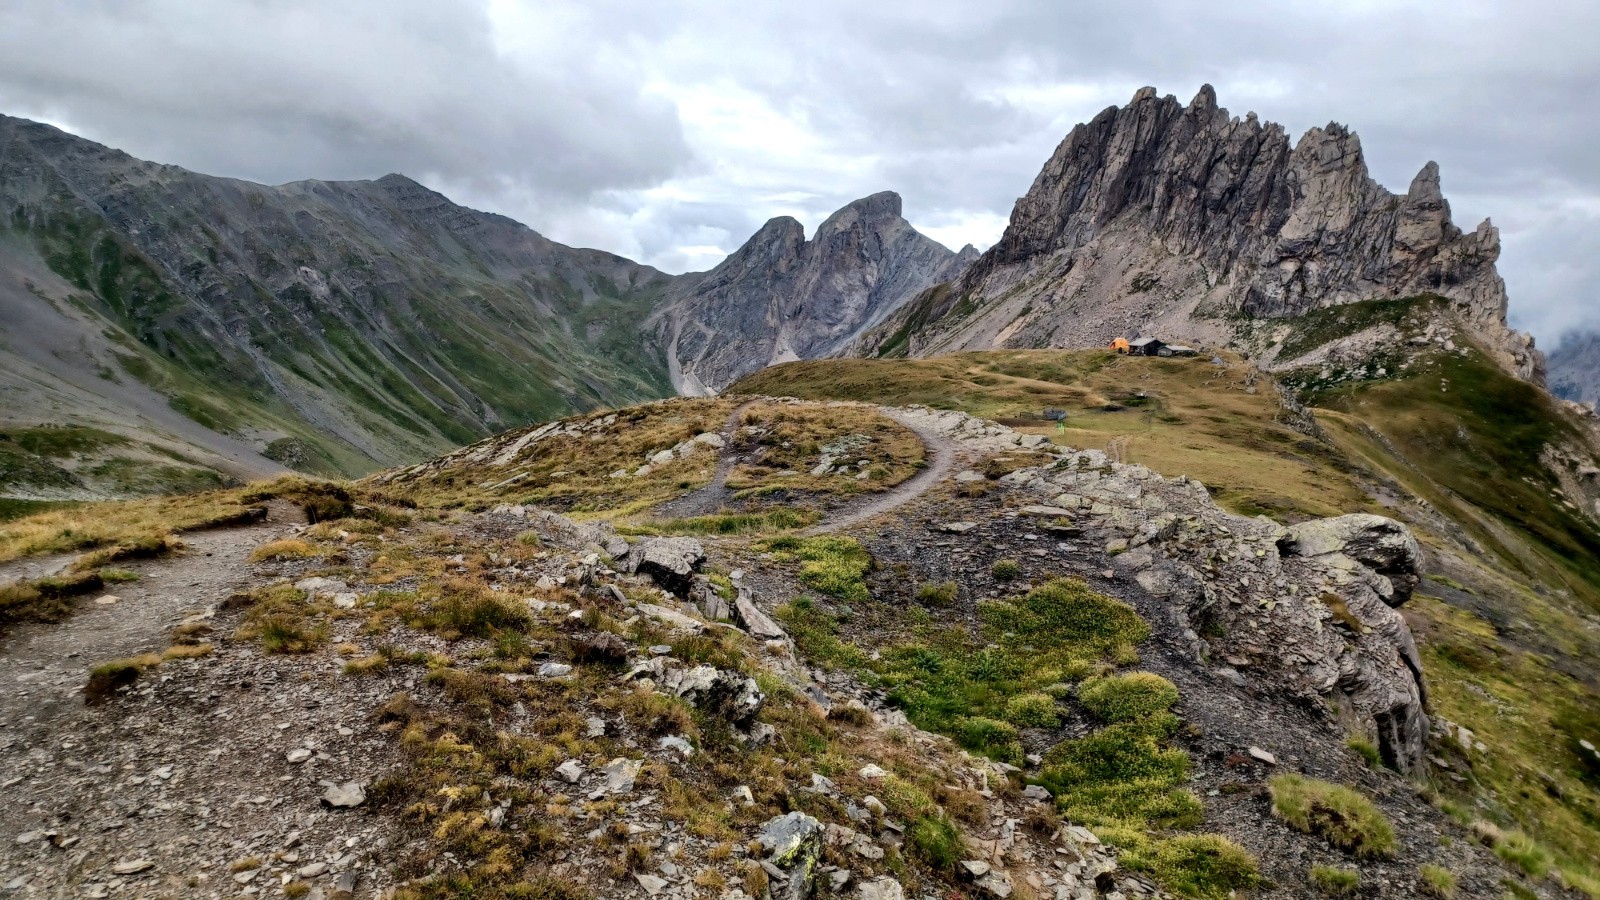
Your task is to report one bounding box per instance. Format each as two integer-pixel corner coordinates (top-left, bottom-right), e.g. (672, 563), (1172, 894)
(650, 193), (962, 394)
(858, 85), (1538, 382)
(819, 189), (904, 227)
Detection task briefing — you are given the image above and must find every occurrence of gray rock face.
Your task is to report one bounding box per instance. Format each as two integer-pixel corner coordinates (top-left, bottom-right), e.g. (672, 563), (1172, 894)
(651, 192), (970, 393)
(856, 85), (1540, 384)
(1277, 514), (1423, 606)
(621, 536), (706, 595)
(1549, 330), (1600, 404)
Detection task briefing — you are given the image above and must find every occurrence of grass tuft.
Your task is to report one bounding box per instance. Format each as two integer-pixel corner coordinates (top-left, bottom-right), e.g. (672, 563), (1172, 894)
(248, 538), (318, 563)
(1269, 774), (1396, 858)
(1079, 672), (1179, 724)
(1118, 833), (1262, 899)
(760, 535), (872, 602)
(1308, 864), (1360, 896)
(84, 653), (161, 704)
(1418, 864), (1456, 898)
(906, 815), (963, 869)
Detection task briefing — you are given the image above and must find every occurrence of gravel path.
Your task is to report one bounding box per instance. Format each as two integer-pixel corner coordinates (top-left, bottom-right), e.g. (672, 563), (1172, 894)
(0, 503), (297, 734)
(649, 399), (760, 519)
(804, 408), (960, 534)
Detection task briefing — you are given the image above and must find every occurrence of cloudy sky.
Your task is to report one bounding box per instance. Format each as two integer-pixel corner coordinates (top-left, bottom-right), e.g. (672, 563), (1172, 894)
(2, 0), (1595, 344)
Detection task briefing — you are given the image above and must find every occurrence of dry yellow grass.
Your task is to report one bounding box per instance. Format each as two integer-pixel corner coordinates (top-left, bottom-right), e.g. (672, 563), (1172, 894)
(727, 401), (924, 498)
(0, 490), (256, 564)
(734, 350), (1374, 521)
(247, 538), (318, 563)
(381, 397), (740, 516)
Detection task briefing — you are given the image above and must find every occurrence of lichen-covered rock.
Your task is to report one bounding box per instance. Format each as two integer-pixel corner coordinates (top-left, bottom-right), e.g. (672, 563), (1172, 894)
(758, 811), (823, 900)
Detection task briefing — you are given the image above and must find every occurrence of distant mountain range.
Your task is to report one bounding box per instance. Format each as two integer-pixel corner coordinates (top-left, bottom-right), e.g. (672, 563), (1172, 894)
(0, 86), (1558, 495)
(1549, 331), (1600, 404)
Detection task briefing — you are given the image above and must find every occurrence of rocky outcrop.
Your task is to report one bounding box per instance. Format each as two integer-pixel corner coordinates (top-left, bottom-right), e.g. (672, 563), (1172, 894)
(903, 405), (1433, 773)
(651, 192), (967, 394)
(855, 85), (1540, 384)
(1022, 449), (1430, 773)
(620, 536), (706, 596)
(1277, 514), (1423, 606)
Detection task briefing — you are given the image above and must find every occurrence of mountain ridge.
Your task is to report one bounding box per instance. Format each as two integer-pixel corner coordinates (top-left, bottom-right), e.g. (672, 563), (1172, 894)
(648, 189), (967, 395)
(0, 113), (678, 482)
(853, 85), (1542, 386)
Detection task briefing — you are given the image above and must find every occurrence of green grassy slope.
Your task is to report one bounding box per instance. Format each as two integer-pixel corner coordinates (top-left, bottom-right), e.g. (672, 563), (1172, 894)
(0, 116), (675, 482)
(733, 324), (1600, 893)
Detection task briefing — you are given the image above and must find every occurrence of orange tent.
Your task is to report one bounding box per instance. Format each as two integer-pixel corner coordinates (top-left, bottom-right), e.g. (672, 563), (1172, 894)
(1109, 337), (1131, 354)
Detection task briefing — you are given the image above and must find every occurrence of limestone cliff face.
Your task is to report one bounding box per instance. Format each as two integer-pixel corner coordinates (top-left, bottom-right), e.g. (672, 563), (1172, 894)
(652, 192), (965, 394)
(857, 86), (1539, 381)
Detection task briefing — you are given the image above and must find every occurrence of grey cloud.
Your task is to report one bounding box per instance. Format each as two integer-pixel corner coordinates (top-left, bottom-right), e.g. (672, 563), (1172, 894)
(0, 0), (689, 199)
(1, 0), (1595, 342)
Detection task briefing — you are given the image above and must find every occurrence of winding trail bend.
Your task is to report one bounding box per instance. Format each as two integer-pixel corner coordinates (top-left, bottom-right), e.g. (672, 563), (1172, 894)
(652, 401), (961, 531)
(803, 409), (958, 534)
(0, 503), (298, 726)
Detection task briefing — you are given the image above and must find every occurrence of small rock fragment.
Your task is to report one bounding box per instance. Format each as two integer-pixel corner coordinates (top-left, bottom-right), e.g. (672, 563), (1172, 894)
(602, 757), (642, 794)
(321, 782), (366, 808)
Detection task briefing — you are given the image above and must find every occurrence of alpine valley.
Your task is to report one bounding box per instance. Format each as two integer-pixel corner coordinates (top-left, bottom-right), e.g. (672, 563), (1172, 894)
(3, 87), (1600, 900)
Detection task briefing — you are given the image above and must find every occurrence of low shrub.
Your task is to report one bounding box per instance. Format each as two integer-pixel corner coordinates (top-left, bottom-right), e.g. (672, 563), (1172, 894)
(1004, 692), (1060, 728)
(1039, 720), (1199, 828)
(915, 581), (958, 606)
(990, 559), (1021, 581)
(1119, 833), (1261, 899)
(955, 717), (1023, 763)
(1270, 774), (1396, 858)
(979, 578), (1148, 657)
(422, 579), (533, 639)
(1079, 672), (1179, 723)
(761, 535), (872, 602)
(907, 815), (963, 869)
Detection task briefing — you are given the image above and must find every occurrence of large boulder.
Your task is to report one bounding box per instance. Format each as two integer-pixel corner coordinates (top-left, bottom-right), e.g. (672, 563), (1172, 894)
(622, 537), (706, 595)
(1277, 514), (1422, 605)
